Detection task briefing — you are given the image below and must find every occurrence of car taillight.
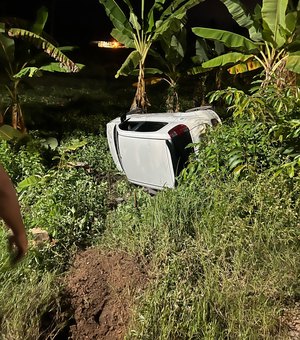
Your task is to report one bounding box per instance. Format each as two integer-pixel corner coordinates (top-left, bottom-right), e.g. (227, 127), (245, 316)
(168, 124), (189, 138)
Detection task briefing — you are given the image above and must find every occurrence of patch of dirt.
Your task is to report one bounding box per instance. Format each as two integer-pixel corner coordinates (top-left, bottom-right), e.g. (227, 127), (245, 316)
(280, 302), (300, 339)
(65, 249), (147, 340)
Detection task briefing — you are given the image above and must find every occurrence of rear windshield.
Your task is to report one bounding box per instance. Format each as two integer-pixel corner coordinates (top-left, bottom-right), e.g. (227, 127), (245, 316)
(119, 121), (167, 132)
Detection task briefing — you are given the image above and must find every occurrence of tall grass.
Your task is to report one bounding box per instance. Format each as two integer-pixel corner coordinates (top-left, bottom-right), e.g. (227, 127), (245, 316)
(103, 174), (300, 338)
(0, 228), (64, 340)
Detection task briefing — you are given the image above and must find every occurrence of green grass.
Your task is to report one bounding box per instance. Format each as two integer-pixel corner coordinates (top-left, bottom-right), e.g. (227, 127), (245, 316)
(101, 174), (300, 339)
(0, 227), (64, 340)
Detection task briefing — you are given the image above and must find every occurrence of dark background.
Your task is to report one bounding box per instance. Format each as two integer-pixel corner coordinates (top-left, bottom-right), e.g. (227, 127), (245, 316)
(0, 0), (261, 46)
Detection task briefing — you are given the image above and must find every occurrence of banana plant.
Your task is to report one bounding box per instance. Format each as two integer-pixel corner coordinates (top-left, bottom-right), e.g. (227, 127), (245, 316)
(98, 0), (204, 112)
(192, 0), (300, 88)
(0, 7), (83, 132)
(136, 25), (189, 112)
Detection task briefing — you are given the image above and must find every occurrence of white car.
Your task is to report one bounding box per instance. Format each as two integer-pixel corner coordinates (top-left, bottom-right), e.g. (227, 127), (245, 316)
(107, 106), (221, 190)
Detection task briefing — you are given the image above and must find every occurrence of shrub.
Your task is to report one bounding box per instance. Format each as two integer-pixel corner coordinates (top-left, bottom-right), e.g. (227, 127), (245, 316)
(181, 119), (282, 181)
(207, 83), (300, 178)
(57, 132), (116, 173)
(0, 139), (45, 183)
(15, 132), (115, 269)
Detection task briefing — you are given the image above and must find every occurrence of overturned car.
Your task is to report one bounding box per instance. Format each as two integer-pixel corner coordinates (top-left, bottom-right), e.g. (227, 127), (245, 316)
(107, 106), (221, 191)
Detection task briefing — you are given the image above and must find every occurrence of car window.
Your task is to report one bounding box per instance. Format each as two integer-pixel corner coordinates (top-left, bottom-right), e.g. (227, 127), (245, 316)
(119, 121), (167, 132)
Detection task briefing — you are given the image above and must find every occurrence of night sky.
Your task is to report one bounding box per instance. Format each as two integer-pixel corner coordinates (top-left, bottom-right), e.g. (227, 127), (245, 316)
(0, 0), (261, 46)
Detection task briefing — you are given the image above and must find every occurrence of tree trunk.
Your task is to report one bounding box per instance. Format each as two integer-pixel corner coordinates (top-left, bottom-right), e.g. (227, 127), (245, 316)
(166, 83), (179, 113)
(10, 82), (26, 132)
(131, 61), (150, 112)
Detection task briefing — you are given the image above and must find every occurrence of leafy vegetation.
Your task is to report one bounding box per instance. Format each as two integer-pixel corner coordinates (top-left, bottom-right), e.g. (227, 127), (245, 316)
(192, 0), (300, 87)
(98, 0), (204, 111)
(0, 7), (82, 132)
(0, 0), (299, 338)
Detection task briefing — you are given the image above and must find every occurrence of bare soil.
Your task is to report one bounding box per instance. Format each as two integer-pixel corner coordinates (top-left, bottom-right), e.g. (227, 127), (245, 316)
(280, 302), (300, 339)
(64, 248), (147, 340)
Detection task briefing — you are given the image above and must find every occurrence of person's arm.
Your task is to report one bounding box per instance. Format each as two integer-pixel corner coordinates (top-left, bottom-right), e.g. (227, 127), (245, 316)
(0, 165), (28, 262)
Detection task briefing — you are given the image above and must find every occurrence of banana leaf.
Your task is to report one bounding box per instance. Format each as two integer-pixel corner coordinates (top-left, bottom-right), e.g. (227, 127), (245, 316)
(41, 62), (84, 72)
(115, 50), (141, 78)
(0, 22), (5, 33)
(0, 125), (23, 140)
(14, 67), (41, 78)
(153, 14), (185, 40)
(14, 63), (85, 78)
(193, 39), (210, 64)
(285, 11), (297, 35)
(149, 48), (167, 66)
(227, 59), (262, 74)
(111, 28), (135, 48)
(202, 52), (254, 69)
(122, 0), (133, 11)
(147, 0), (168, 33)
(98, 0), (132, 32)
(8, 28), (80, 72)
(187, 65), (208, 75)
(161, 0), (204, 20)
(129, 11), (141, 32)
(192, 27), (258, 51)
(286, 52), (300, 73)
(288, 39), (300, 52)
(220, 0), (262, 41)
(154, 0), (202, 38)
(159, 28), (186, 66)
(131, 68), (163, 76)
(261, 0), (288, 48)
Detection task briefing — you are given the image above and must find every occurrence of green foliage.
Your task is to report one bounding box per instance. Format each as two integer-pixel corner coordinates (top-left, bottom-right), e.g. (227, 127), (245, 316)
(23, 168), (108, 255)
(0, 131), (118, 336)
(102, 175), (300, 339)
(209, 82), (300, 121)
(206, 82), (300, 177)
(146, 25), (191, 112)
(0, 7), (82, 131)
(192, 27), (257, 51)
(0, 138), (45, 183)
(0, 131), (115, 271)
(0, 227), (64, 339)
(192, 0), (300, 85)
(16, 133), (115, 269)
(181, 120), (281, 180)
(0, 125), (23, 140)
(98, 0), (204, 110)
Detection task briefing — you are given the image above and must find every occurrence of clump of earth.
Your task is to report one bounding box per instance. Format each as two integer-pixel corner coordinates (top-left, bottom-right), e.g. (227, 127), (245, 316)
(64, 249), (147, 339)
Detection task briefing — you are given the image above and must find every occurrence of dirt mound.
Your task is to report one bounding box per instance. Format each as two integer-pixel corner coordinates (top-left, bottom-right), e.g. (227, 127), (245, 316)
(65, 249), (147, 339)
